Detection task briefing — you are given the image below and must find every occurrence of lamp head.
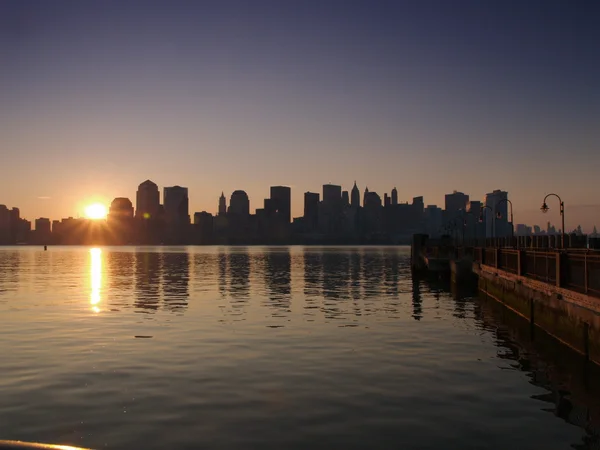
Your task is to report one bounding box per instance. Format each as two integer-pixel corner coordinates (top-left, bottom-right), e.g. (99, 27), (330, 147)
(540, 202), (549, 213)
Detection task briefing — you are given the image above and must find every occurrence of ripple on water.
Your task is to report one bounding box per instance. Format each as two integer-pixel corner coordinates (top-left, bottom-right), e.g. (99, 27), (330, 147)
(0, 246), (596, 449)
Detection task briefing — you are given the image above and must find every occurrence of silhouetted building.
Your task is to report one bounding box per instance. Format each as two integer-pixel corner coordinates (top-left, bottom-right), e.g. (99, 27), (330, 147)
(164, 186), (190, 225)
(445, 191), (469, 214)
(485, 189), (509, 237)
(341, 191), (349, 207)
(391, 187), (398, 206)
(466, 200), (484, 239)
(351, 181), (360, 208)
(229, 190), (250, 216)
(136, 180), (160, 219)
(32, 217), (51, 244)
(384, 193), (390, 207)
(323, 184), (341, 205)
(108, 198), (134, 219)
(108, 198), (135, 244)
(304, 192), (320, 232)
(193, 211), (214, 243)
(363, 187), (369, 206)
(270, 186), (291, 224)
(424, 205), (443, 238)
(364, 191), (383, 234)
(0, 205), (10, 244)
(218, 192), (227, 216)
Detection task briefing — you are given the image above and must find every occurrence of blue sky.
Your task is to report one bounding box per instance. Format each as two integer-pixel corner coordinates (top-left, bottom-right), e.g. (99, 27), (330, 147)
(1, 0), (598, 229)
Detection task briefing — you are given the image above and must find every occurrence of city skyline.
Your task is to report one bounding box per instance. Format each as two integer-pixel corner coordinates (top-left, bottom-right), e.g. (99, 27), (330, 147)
(2, 178), (595, 235)
(1, 1), (599, 229)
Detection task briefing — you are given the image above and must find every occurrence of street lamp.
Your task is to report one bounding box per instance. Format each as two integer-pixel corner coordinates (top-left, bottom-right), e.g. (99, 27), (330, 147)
(541, 193), (565, 248)
(495, 198), (514, 240)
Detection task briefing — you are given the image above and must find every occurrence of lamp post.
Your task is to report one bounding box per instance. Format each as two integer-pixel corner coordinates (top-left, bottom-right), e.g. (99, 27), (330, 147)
(540, 193), (565, 248)
(479, 205), (494, 239)
(495, 198), (514, 241)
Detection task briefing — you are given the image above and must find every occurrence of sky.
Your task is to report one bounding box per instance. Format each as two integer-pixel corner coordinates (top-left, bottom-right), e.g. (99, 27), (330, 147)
(1, 0), (599, 231)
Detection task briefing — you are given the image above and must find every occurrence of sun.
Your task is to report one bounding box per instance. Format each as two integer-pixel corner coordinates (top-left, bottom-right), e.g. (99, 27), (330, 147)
(85, 203), (107, 220)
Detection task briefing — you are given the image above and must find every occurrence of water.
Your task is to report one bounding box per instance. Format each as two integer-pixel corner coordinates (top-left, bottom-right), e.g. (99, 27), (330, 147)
(0, 246), (599, 449)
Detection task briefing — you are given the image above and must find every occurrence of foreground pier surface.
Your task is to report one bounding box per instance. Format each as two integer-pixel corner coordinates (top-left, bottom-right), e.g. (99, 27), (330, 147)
(412, 234), (600, 364)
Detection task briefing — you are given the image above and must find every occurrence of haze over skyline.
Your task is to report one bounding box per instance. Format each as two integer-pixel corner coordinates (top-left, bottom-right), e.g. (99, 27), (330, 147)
(1, 0), (598, 230)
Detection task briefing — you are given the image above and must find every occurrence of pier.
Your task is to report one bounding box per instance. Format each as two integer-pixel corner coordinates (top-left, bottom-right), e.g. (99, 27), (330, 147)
(412, 234), (600, 364)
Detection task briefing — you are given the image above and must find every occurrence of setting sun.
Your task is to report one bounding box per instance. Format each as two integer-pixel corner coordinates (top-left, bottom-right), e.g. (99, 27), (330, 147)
(85, 203), (107, 220)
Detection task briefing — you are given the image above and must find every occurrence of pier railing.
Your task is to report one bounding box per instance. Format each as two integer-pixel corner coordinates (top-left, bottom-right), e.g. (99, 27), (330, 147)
(470, 247), (600, 299)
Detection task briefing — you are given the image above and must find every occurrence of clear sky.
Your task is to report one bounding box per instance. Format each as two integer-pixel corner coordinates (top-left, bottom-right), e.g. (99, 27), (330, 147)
(1, 0), (598, 230)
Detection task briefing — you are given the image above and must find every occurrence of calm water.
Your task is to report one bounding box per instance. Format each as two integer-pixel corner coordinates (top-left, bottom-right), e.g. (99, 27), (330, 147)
(1, 246), (599, 449)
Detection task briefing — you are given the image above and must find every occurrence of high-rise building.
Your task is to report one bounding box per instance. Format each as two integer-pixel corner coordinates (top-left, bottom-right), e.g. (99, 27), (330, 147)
(424, 205), (443, 238)
(391, 187), (398, 206)
(384, 193), (390, 207)
(108, 198), (134, 219)
(136, 180), (160, 219)
(363, 187), (369, 206)
(445, 191), (469, 214)
(304, 192), (320, 231)
(485, 190), (508, 237)
(351, 181), (360, 208)
(341, 191), (349, 207)
(323, 184), (342, 205)
(164, 186), (190, 224)
(229, 190), (250, 216)
(270, 186), (291, 223)
(218, 192), (227, 216)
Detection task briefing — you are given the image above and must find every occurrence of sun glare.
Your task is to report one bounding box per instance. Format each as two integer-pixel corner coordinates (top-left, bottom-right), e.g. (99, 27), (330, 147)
(85, 203), (107, 220)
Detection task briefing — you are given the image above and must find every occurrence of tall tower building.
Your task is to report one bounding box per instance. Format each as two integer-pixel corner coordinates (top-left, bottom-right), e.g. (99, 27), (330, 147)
(384, 193), (390, 207)
(218, 192), (227, 216)
(136, 180), (160, 219)
(322, 184), (342, 205)
(391, 187), (398, 205)
(351, 181), (360, 208)
(485, 190), (509, 237)
(304, 192), (320, 230)
(341, 191), (350, 207)
(229, 190), (250, 216)
(270, 186), (292, 223)
(164, 186), (190, 224)
(363, 187), (369, 207)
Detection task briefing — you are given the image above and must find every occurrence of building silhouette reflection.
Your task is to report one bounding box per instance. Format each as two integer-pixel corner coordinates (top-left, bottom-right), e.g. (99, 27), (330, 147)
(0, 250), (20, 296)
(106, 251), (135, 309)
(134, 251), (161, 312)
(264, 248), (291, 318)
(228, 248), (250, 299)
(321, 250), (349, 301)
(218, 249), (227, 297)
(162, 252), (189, 313)
(411, 277), (423, 320)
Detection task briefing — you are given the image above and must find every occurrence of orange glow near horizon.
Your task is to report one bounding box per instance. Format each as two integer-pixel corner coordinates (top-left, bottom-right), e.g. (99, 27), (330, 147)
(85, 203), (108, 220)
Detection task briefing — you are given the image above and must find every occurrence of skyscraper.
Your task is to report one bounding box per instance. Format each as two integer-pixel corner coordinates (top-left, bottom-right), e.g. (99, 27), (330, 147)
(485, 190), (509, 237)
(341, 191), (350, 207)
(218, 192), (227, 216)
(304, 192), (319, 231)
(270, 186), (291, 223)
(108, 198), (134, 219)
(445, 191), (469, 214)
(164, 186), (190, 224)
(322, 184), (342, 205)
(229, 190), (250, 216)
(384, 193), (390, 207)
(391, 187), (398, 206)
(351, 181), (360, 208)
(363, 187), (369, 206)
(136, 180), (160, 219)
